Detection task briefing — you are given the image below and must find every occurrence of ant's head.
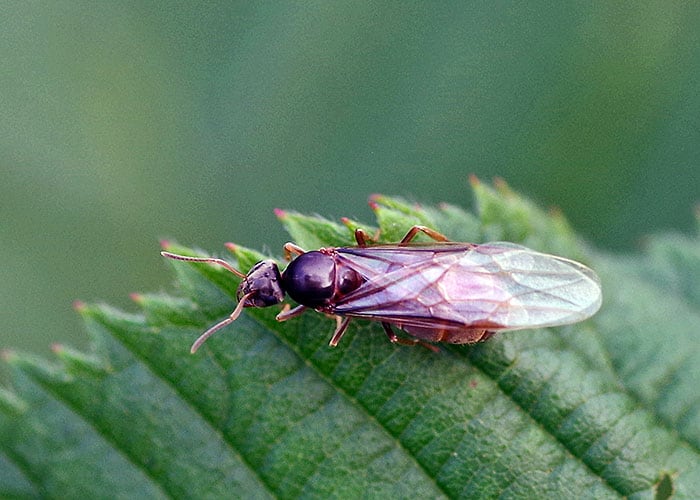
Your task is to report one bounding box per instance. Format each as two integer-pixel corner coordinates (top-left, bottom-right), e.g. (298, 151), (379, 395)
(235, 260), (285, 308)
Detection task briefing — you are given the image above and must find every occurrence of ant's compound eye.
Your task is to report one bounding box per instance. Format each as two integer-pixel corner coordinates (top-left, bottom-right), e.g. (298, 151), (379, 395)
(237, 260), (285, 307)
(282, 251), (335, 307)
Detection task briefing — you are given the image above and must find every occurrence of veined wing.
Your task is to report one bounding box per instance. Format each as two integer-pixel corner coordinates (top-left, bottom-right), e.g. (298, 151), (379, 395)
(333, 242), (602, 331)
(335, 242), (475, 276)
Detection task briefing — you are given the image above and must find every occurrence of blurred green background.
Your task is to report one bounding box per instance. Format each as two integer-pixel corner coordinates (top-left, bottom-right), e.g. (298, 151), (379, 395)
(2, 2), (698, 357)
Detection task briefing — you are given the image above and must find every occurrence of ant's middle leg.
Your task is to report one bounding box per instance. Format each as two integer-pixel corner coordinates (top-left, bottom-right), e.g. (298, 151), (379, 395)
(356, 225), (449, 246)
(399, 225), (450, 244)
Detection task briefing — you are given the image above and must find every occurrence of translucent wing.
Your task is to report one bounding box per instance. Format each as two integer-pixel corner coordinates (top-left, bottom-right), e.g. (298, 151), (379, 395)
(333, 242), (602, 331)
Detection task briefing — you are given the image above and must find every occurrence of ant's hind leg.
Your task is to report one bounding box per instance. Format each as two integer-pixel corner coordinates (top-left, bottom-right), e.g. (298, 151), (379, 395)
(381, 323), (439, 352)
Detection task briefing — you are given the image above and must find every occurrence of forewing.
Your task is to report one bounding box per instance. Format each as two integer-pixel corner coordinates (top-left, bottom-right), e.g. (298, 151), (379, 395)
(334, 242), (601, 331)
(336, 243), (473, 276)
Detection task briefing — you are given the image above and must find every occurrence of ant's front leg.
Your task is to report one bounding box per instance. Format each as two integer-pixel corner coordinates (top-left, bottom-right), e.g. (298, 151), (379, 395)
(354, 228), (371, 247)
(353, 227), (383, 247)
(276, 303), (308, 322)
(283, 242), (306, 260)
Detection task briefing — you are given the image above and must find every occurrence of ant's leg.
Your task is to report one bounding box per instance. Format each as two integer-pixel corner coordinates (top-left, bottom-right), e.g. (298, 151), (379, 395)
(353, 227), (383, 246)
(354, 228), (371, 247)
(276, 304), (307, 322)
(329, 316), (351, 346)
(399, 225), (450, 244)
(381, 323), (439, 352)
(283, 242), (305, 260)
(479, 330), (496, 342)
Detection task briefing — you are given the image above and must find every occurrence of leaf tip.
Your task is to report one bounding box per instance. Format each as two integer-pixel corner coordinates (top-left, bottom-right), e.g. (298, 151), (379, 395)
(548, 205), (563, 216)
(130, 292), (144, 304)
(73, 300), (87, 312)
(493, 176), (514, 196)
(159, 239), (172, 250)
(654, 472), (675, 500)
(1, 348), (16, 362)
(368, 194), (383, 211)
(273, 208), (288, 220)
(0, 386), (28, 416)
(468, 173), (481, 186)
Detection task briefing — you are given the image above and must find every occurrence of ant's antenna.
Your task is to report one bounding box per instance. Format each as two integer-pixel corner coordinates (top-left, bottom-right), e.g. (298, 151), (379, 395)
(160, 251), (246, 278)
(189, 291), (254, 353)
(161, 251), (250, 352)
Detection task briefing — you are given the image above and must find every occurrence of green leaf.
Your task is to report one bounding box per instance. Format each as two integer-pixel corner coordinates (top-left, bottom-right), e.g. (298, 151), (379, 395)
(2, 180), (699, 498)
